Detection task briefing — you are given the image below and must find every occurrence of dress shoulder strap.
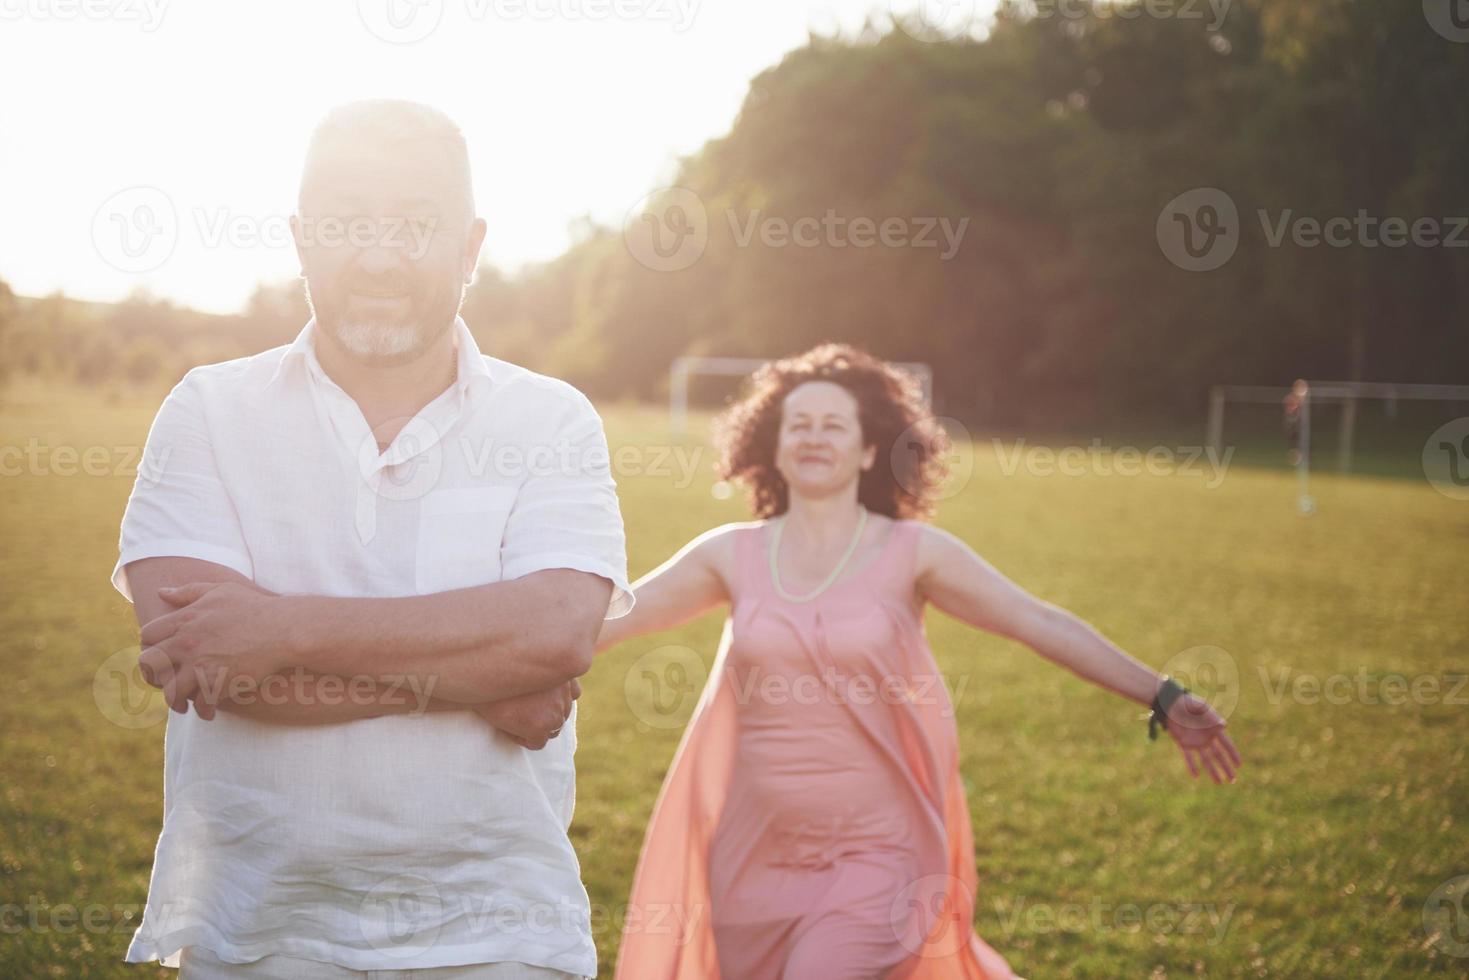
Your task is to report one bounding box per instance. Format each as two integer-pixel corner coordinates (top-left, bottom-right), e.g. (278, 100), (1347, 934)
(727, 520), (769, 602)
(874, 517), (923, 595)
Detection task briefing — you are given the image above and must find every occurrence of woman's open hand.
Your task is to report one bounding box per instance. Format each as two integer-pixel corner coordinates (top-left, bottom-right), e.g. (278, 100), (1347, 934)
(1165, 693), (1243, 784)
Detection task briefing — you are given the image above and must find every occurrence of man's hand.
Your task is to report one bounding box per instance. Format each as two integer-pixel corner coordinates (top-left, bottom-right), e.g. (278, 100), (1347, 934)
(473, 680), (580, 750)
(138, 580), (289, 720)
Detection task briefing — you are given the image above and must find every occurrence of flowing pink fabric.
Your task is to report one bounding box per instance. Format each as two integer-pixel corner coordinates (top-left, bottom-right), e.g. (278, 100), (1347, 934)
(613, 520), (1020, 980)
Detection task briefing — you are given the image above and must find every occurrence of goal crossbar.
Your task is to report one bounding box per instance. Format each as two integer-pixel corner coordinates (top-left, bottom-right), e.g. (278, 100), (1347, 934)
(670, 356), (934, 435)
(1207, 379), (1469, 513)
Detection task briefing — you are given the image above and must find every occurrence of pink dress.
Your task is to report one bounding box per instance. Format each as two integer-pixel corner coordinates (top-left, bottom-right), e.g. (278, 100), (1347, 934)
(612, 519), (1021, 980)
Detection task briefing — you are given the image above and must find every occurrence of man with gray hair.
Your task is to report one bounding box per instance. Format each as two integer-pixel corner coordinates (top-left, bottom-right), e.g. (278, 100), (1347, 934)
(112, 99), (632, 979)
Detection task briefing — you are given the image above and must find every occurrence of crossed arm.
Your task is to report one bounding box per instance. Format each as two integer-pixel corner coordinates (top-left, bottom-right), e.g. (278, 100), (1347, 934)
(127, 555), (610, 746)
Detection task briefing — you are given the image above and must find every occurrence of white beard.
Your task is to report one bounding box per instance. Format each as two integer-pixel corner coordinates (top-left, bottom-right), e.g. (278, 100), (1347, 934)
(333, 319), (422, 359)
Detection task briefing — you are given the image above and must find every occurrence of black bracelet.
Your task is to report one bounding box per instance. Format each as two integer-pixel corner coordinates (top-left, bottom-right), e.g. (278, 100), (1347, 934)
(1148, 675), (1191, 741)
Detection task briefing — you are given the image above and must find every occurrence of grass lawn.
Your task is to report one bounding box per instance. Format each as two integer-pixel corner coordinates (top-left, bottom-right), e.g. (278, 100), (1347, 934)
(1, 380), (1466, 977)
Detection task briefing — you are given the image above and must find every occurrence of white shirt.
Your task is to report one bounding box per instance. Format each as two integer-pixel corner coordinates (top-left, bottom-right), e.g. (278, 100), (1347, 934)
(111, 315), (633, 976)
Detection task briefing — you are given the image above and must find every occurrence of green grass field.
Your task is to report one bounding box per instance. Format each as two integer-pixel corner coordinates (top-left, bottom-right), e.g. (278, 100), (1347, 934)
(2, 381), (1466, 977)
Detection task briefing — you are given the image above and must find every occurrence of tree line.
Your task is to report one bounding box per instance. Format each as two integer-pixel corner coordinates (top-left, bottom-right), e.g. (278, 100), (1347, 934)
(3, 0), (1465, 428)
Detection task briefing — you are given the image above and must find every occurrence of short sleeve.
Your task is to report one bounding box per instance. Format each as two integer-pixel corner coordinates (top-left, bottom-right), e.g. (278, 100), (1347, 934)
(499, 391), (634, 620)
(110, 371), (254, 602)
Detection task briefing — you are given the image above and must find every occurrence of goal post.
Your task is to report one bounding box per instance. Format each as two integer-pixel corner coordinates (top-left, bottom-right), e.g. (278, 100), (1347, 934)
(670, 355), (934, 435)
(1207, 379), (1469, 514)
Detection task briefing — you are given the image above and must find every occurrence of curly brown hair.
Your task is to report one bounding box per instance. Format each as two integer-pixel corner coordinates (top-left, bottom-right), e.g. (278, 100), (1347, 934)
(711, 343), (950, 520)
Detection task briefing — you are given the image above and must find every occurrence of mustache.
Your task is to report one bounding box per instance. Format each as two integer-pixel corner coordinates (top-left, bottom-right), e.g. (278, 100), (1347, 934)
(341, 276), (419, 295)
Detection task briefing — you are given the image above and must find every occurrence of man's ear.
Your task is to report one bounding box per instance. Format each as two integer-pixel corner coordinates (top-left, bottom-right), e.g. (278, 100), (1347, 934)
(464, 216), (488, 283)
(289, 213), (308, 275)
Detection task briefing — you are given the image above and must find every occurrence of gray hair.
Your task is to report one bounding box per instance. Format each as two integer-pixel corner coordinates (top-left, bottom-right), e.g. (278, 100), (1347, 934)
(298, 99), (474, 218)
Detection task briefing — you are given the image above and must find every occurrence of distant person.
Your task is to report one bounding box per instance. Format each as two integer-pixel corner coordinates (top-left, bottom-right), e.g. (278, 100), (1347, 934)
(112, 99), (632, 979)
(1283, 379), (1308, 466)
(597, 343), (1242, 979)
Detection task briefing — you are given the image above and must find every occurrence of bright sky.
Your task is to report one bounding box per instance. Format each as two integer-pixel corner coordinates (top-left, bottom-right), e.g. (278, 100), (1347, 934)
(0, 0), (999, 314)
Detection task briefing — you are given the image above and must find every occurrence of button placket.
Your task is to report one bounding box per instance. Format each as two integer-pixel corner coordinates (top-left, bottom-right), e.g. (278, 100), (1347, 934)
(303, 353), (464, 548)
(355, 469), (382, 545)
(316, 382), (386, 547)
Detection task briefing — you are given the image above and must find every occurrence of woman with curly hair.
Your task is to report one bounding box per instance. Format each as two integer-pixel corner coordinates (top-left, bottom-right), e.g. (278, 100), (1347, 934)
(599, 343), (1240, 979)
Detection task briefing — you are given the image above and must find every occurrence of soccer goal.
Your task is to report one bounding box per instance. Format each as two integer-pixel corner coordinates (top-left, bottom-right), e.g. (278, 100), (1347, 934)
(669, 355), (935, 435)
(1206, 380), (1469, 514)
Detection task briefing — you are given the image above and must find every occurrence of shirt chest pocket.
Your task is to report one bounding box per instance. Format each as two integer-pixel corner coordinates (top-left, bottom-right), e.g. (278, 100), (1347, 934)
(415, 486), (518, 594)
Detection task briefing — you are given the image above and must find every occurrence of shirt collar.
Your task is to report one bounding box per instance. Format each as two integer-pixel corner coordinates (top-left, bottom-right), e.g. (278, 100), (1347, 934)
(263, 315), (494, 401)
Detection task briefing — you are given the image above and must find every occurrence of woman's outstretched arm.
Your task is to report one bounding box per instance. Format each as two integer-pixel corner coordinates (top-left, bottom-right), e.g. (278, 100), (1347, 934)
(914, 523), (1242, 783)
(595, 523), (737, 654)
